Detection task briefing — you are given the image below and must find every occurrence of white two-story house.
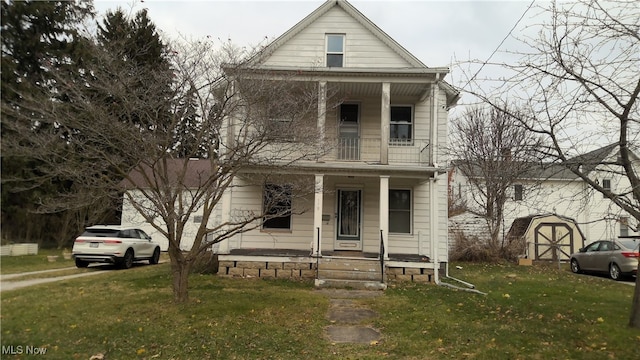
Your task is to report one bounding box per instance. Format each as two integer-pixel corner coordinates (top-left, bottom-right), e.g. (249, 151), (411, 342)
(449, 144), (639, 261)
(123, 0), (459, 288)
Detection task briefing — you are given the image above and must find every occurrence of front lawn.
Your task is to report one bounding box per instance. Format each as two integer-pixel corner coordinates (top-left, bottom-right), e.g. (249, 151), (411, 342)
(0, 249), (76, 274)
(1, 262), (638, 359)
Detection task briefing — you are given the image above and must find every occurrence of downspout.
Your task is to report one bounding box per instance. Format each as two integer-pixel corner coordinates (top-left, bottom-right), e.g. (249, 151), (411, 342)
(432, 169), (487, 295)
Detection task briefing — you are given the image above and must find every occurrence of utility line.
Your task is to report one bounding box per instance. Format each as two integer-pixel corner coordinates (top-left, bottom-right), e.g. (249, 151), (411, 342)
(461, 0), (536, 91)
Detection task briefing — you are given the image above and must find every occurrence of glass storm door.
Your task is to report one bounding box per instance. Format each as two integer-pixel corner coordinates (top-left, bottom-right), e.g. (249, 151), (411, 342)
(336, 189), (362, 250)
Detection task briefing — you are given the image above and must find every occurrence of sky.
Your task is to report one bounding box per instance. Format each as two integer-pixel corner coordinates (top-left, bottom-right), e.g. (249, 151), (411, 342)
(92, 0), (537, 95)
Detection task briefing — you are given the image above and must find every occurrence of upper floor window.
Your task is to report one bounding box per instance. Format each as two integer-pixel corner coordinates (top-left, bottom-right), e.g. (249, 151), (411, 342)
(326, 34), (344, 67)
(602, 178), (611, 197)
(390, 106), (413, 144)
(514, 184), (524, 201)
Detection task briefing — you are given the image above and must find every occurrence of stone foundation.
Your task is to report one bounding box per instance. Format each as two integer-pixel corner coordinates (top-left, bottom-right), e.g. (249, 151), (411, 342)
(386, 266), (435, 283)
(218, 258), (436, 283)
(219, 260), (317, 279)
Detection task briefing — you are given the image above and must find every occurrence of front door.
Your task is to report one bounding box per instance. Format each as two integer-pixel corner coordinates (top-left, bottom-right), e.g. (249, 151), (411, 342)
(336, 189), (362, 250)
(338, 103), (359, 160)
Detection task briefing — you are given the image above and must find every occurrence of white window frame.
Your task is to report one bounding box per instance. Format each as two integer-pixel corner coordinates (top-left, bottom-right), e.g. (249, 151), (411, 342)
(326, 34), (345, 67)
(389, 188), (412, 234)
(389, 105), (414, 145)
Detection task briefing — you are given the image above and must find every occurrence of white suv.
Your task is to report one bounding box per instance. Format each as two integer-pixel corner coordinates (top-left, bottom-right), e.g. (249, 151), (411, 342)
(72, 225), (161, 269)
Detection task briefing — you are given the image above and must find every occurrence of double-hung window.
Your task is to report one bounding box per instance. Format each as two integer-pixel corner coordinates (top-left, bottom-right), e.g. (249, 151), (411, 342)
(263, 184), (292, 230)
(514, 184), (524, 201)
(389, 189), (411, 234)
(602, 179), (611, 197)
(390, 106), (413, 144)
(326, 34), (344, 67)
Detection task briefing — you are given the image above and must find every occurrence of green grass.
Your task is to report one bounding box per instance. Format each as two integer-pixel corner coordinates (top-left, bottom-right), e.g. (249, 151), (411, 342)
(0, 249), (76, 274)
(1, 261), (639, 359)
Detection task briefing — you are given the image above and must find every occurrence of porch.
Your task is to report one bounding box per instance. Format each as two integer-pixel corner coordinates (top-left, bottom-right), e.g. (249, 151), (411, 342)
(217, 248), (438, 286)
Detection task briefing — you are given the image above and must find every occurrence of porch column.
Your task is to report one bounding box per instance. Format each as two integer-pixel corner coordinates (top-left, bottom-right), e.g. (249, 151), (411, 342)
(313, 174), (324, 257)
(380, 82), (390, 165)
(217, 178), (232, 254)
(317, 81), (327, 159)
(379, 175), (390, 259)
(431, 75), (440, 166)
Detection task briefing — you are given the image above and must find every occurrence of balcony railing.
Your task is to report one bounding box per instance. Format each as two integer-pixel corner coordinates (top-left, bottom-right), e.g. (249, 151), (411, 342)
(325, 137), (431, 165)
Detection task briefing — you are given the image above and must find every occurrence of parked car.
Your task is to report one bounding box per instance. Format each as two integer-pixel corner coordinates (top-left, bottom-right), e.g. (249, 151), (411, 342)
(72, 225), (161, 269)
(570, 238), (639, 280)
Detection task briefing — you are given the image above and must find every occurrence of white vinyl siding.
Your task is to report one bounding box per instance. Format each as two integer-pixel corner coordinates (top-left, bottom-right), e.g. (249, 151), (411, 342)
(263, 7), (414, 68)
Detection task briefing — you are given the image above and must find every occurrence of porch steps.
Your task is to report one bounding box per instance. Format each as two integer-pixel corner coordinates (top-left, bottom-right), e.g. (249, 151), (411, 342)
(315, 257), (386, 290)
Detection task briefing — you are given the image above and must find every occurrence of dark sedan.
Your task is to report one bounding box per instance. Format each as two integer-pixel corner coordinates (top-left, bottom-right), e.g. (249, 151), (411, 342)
(570, 238), (639, 280)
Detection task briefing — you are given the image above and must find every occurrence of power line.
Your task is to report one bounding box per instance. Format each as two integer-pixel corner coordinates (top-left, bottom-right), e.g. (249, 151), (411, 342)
(461, 0), (536, 91)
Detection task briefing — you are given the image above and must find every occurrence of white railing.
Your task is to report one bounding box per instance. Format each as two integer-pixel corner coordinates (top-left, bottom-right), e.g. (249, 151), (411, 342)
(327, 137), (431, 165)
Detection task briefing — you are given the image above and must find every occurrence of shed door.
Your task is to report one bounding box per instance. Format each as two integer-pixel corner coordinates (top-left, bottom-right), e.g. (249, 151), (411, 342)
(534, 223), (574, 261)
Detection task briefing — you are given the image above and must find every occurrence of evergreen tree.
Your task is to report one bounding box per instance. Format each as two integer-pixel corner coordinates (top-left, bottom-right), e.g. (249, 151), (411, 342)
(1, 0), (95, 245)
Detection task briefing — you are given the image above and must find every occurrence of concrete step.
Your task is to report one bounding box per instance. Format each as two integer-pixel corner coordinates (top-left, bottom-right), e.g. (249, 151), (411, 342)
(318, 269), (383, 281)
(315, 278), (387, 290)
(319, 258), (381, 272)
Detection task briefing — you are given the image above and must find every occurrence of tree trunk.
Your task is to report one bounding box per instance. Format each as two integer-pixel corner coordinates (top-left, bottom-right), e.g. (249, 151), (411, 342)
(171, 259), (191, 304)
(629, 262), (640, 328)
(168, 244), (192, 304)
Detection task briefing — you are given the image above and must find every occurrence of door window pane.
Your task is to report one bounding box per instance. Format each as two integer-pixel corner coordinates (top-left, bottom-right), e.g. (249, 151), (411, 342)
(338, 190), (360, 239)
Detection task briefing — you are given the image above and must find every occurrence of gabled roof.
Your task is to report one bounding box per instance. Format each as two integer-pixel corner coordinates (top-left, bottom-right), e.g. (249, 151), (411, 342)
(121, 159), (214, 189)
(257, 0), (427, 69)
(452, 144), (637, 181)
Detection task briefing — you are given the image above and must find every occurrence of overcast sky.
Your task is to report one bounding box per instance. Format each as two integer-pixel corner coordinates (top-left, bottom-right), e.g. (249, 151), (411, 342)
(93, 0), (537, 91)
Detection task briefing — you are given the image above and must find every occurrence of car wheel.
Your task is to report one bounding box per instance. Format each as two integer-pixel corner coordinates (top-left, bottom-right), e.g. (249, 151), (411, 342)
(149, 247), (160, 265)
(609, 263), (622, 280)
(75, 258), (89, 268)
(570, 259), (581, 274)
(120, 249), (134, 269)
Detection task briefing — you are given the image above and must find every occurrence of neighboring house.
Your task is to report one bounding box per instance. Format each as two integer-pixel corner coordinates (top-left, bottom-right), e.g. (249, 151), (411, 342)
(449, 144), (640, 260)
(122, 0), (459, 287)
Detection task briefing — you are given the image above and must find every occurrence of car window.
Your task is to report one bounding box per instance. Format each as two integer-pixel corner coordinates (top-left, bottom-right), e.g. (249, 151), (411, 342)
(120, 230), (137, 238)
(618, 239), (639, 250)
(585, 242), (600, 252)
(82, 229), (119, 237)
(136, 229), (149, 239)
(599, 242), (612, 251)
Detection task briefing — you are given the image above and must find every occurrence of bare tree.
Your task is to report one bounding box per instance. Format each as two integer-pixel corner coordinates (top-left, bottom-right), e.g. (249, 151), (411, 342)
(449, 105), (542, 259)
(2, 32), (333, 303)
(462, 0), (639, 327)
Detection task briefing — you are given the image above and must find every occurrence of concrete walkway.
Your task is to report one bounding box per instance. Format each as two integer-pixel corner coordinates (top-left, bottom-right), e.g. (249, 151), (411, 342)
(316, 289), (383, 344)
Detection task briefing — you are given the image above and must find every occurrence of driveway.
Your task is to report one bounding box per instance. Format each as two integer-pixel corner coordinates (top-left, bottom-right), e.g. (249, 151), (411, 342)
(0, 261), (165, 292)
(0, 267), (110, 292)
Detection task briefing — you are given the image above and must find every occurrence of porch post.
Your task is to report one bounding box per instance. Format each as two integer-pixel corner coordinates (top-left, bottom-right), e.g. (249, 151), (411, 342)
(379, 175), (390, 260)
(313, 174), (324, 257)
(431, 75), (440, 166)
(380, 82), (390, 165)
(217, 178), (232, 254)
(317, 81), (327, 161)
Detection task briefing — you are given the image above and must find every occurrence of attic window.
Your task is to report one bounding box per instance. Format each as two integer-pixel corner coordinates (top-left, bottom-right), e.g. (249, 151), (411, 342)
(326, 34), (344, 67)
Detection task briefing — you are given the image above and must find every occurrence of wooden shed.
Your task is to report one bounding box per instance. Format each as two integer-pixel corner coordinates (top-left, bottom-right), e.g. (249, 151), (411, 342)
(506, 214), (586, 261)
